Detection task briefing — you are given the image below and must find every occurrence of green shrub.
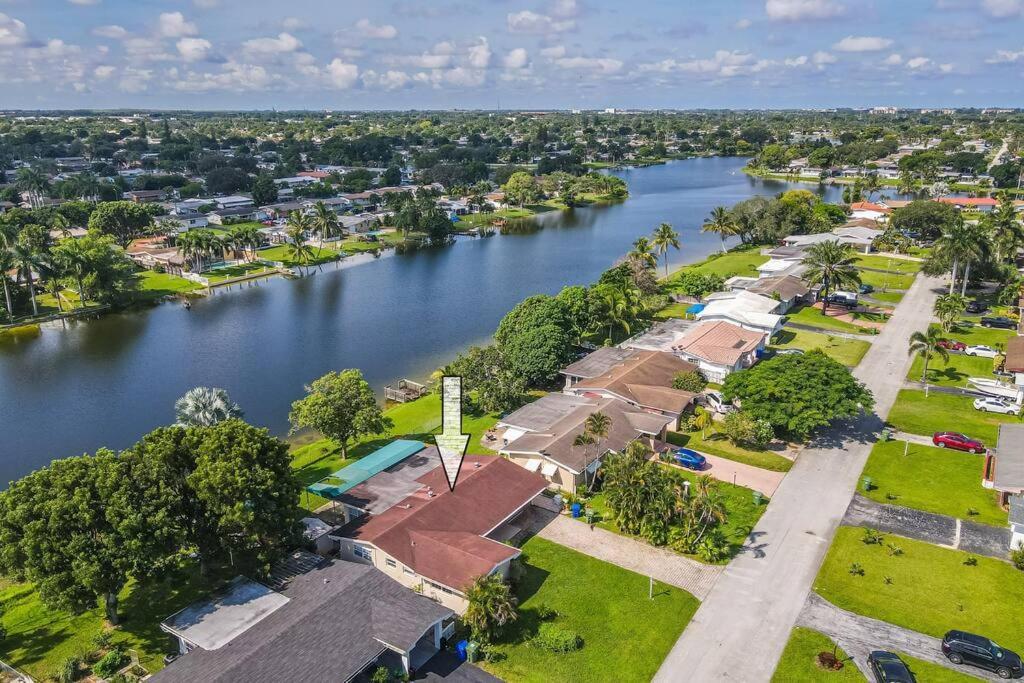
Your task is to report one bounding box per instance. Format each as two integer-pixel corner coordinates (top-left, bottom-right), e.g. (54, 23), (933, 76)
(370, 666), (391, 683)
(1011, 546), (1024, 571)
(534, 622), (583, 653)
(672, 369), (708, 393)
(55, 655), (84, 683)
(535, 603), (559, 621)
(93, 648), (130, 679)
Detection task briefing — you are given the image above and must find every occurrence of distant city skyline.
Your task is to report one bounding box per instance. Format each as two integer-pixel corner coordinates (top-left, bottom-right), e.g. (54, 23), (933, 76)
(1, 0), (1023, 110)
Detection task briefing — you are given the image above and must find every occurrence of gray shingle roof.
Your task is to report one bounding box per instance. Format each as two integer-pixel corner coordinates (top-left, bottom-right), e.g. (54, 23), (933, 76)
(995, 423), (1024, 492)
(1010, 495), (1024, 525)
(151, 558), (452, 683)
(560, 347), (636, 379)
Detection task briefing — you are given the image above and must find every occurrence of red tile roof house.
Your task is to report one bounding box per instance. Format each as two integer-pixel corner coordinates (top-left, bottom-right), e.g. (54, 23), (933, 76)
(936, 196), (998, 213)
(336, 454), (547, 612)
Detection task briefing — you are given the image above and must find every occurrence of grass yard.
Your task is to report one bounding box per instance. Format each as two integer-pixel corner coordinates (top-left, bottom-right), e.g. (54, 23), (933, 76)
(0, 568), (221, 681)
(770, 329), (871, 367)
(887, 389), (1017, 444)
(868, 291), (904, 305)
(907, 352), (1000, 387)
(785, 306), (879, 334)
(771, 627), (861, 682)
(664, 245), (768, 284)
(654, 302), (691, 320)
(940, 322), (1014, 349)
(668, 429), (793, 472)
(857, 269), (915, 291)
(132, 270), (204, 301)
(480, 536), (700, 683)
(204, 261), (275, 284)
(897, 653), (977, 682)
(814, 526), (1024, 653)
(257, 244), (342, 267)
(860, 441), (1006, 526)
(853, 255), (922, 274)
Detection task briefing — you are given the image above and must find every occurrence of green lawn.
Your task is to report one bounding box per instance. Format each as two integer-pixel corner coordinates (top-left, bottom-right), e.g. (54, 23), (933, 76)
(0, 567), (222, 681)
(814, 526), (1024, 653)
(868, 291), (904, 305)
(771, 627), (861, 682)
(132, 270), (204, 301)
(480, 536), (700, 683)
(785, 305), (881, 334)
(854, 255), (922, 274)
(940, 322), (1014, 349)
(203, 262), (275, 284)
(857, 269), (915, 291)
(664, 245), (768, 285)
(887, 389), (1017, 444)
(257, 244), (342, 267)
(861, 441), (1006, 526)
(907, 352), (1000, 387)
(668, 429), (793, 472)
(770, 329), (871, 367)
(654, 302), (691, 320)
(898, 653), (977, 682)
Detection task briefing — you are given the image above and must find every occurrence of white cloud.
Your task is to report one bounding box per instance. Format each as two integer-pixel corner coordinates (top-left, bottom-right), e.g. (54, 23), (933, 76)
(326, 58), (359, 88)
(158, 12), (198, 38)
(735, 18), (753, 29)
(765, 0), (845, 21)
(939, 62), (954, 72)
(282, 17), (306, 31)
(906, 56), (931, 69)
(833, 35), (893, 52)
(640, 50), (768, 78)
(812, 50), (837, 65)
(883, 53), (903, 65)
(986, 48), (1024, 63)
(68, 0), (100, 5)
(93, 64), (115, 79)
(170, 61), (273, 92)
(118, 67), (153, 93)
(503, 47), (529, 69)
(354, 18), (397, 39)
(362, 69), (410, 90)
(243, 32), (302, 56)
(507, 10), (575, 34)
(0, 13), (28, 47)
(438, 66), (487, 87)
(982, 0), (1022, 17)
(554, 56), (623, 74)
(92, 24), (127, 39)
(784, 55), (808, 66)
(124, 37), (175, 61)
(467, 38), (491, 68)
(177, 37), (212, 62)
(540, 45), (566, 59)
(392, 51), (452, 69)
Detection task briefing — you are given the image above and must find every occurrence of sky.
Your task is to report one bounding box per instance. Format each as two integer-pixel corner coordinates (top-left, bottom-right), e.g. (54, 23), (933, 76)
(0, 0), (1023, 110)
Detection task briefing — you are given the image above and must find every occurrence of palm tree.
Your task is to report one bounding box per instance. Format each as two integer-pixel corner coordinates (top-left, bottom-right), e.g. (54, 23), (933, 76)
(630, 237), (657, 269)
(862, 173), (882, 201)
(177, 230), (217, 273)
(10, 242), (44, 317)
(0, 247), (15, 323)
(933, 294), (967, 332)
(800, 240), (861, 313)
(897, 170), (916, 196)
(598, 285), (640, 343)
(692, 408), (714, 439)
(50, 237), (90, 307)
(286, 226), (315, 276)
(583, 411), (611, 491)
(933, 216), (987, 295)
(226, 224), (262, 261)
(908, 327), (949, 384)
(652, 222), (681, 279)
(310, 201), (339, 257)
(701, 206), (736, 254)
(174, 387), (243, 427)
(463, 573), (518, 644)
(15, 167), (50, 209)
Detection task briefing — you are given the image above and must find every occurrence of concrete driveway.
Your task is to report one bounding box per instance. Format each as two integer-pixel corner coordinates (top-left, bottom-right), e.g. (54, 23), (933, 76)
(660, 451), (786, 496)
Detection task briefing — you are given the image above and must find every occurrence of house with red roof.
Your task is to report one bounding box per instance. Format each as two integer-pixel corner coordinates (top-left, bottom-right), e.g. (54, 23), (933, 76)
(936, 196), (998, 212)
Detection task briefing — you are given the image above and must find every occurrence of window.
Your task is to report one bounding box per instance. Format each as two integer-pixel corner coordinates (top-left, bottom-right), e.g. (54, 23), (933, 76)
(352, 544), (373, 561)
(385, 558), (396, 568)
(402, 566), (415, 575)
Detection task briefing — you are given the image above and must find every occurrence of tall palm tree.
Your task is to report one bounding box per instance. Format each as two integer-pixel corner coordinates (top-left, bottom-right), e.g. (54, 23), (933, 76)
(14, 167), (50, 209)
(286, 226), (315, 276)
(463, 573), (518, 644)
(933, 294), (967, 332)
(310, 201), (339, 257)
(50, 237), (90, 307)
(174, 387), (243, 427)
(652, 222), (681, 279)
(630, 236), (657, 269)
(583, 411), (611, 491)
(897, 170), (916, 196)
(933, 216), (987, 295)
(908, 327), (949, 384)
(0, 247), (15, 323)
(800, 240), (861, 314)
(10, 241), (44, 317)
(598, 285), (640, 343)
(701, 206), (736, 254)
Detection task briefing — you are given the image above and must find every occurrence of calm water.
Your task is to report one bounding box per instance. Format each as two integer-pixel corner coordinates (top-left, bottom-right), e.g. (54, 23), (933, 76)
(0, 157), (850, 483)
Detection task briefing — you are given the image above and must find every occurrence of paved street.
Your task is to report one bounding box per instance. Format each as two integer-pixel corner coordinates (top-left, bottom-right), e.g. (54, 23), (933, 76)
(654, 275), (946, 682)
(534, 512), (724, 600)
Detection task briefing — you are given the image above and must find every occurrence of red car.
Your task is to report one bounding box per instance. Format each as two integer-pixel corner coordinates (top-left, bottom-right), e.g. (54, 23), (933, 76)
(932, 432), (985, 453)
(937, 340), (966, 351)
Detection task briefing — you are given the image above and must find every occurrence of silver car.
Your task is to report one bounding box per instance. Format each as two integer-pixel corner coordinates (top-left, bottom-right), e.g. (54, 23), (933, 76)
(973, 397), (1021, 415)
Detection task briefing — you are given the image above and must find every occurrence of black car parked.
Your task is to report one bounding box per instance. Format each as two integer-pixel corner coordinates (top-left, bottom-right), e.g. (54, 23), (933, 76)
(981, 316), (1016, 329)
(966, 300), (987, 314)
(942, 630), (1023, 679)
(868, 651), (915, 682)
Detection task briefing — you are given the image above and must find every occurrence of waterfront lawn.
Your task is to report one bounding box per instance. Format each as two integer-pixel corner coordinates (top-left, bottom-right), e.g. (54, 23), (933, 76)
(785, 306), (877, 334)
(814, 526), (1024, 653)
(204, 261), (274, 284)
(907, 352), (998, 387)
(654, 302), (691, 319)
(665, 245), (768, 284)
(853, 255), (922, 274)
(770, 329), (871, 367)
(860, 441), (1006, 527)
(257, 244), (342, 266)
(132, 270), (204, 301)
(0, 567), (220, 680)
(771, 627), (861, 682)
(455, 207), (543, 227)
(857, 269), (915, 291)
(887, 389), (1015, 444)
(668, 429), (793, 472)
(480, 537), (699, 683)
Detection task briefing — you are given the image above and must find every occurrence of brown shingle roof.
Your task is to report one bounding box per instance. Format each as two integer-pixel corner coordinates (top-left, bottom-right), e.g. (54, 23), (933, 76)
(747, 275), (810, 302)
(1005, 336), (1024, 373)
(674, 321), (764, 366)
(570, 349), (697, 414)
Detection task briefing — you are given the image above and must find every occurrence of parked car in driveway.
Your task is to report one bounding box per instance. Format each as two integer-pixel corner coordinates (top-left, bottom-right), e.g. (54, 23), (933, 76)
(673, 448), (707, 470)
(868, 651), (915, 682)
(932, 431), (986, 453)
(965, 344), (1000, 358)
(859, 283), (875, 295)
(942, 630), (1023, 679)
(826, 291), (859, 308)
(937, 339), (966, 351)
(973, 397), (1021, 415)
(702, 390), (736, 414)
(966, 300), (987, 314)
(981, 316), (1016, 329)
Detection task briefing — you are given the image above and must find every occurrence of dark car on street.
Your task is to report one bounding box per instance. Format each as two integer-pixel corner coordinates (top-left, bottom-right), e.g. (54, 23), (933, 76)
(942, 630), (1023, 679)
(868, 651), (915, 682)
(859, 283), (875, 294)
(966, 300), (987, 314)
(981, 316), (1016, 329)
(932, 432), (986, 453)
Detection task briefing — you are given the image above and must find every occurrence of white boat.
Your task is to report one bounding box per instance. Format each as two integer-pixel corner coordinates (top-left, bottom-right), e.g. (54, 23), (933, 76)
(967, 377), (1022, 400)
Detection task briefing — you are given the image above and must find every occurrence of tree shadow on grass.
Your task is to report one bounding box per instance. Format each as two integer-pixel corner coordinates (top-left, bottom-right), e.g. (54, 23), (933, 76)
(497, 559), (551, 646)
(924, 365), (970, 385)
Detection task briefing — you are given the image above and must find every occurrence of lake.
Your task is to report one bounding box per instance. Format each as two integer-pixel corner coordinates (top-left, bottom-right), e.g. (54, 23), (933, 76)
(0, 157), (852, 483)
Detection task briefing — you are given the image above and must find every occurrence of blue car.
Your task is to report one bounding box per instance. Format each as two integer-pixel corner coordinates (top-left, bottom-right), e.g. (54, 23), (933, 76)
(673, 448), (707, 470)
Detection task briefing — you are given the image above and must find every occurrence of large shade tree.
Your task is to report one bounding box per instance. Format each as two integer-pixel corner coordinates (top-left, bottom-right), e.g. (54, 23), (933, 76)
(289, 369), (393, 457)
(800, 240), (861, 313)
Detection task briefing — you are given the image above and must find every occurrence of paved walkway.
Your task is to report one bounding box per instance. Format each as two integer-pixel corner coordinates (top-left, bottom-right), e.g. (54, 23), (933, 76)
(661, 452), (786, 496)
(797, 594), (1000, 681)
(654, 274), (946, 682)
(844, 494), (1012, 560)
(534, 512), (724, 600)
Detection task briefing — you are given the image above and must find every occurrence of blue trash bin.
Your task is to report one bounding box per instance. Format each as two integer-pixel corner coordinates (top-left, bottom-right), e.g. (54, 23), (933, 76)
(456, 640), (469, 662)
(571, 502), (582, 518)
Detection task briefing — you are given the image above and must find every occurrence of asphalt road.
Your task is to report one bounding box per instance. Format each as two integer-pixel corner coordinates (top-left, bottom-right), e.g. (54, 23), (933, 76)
(653, 275), (946, 682)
